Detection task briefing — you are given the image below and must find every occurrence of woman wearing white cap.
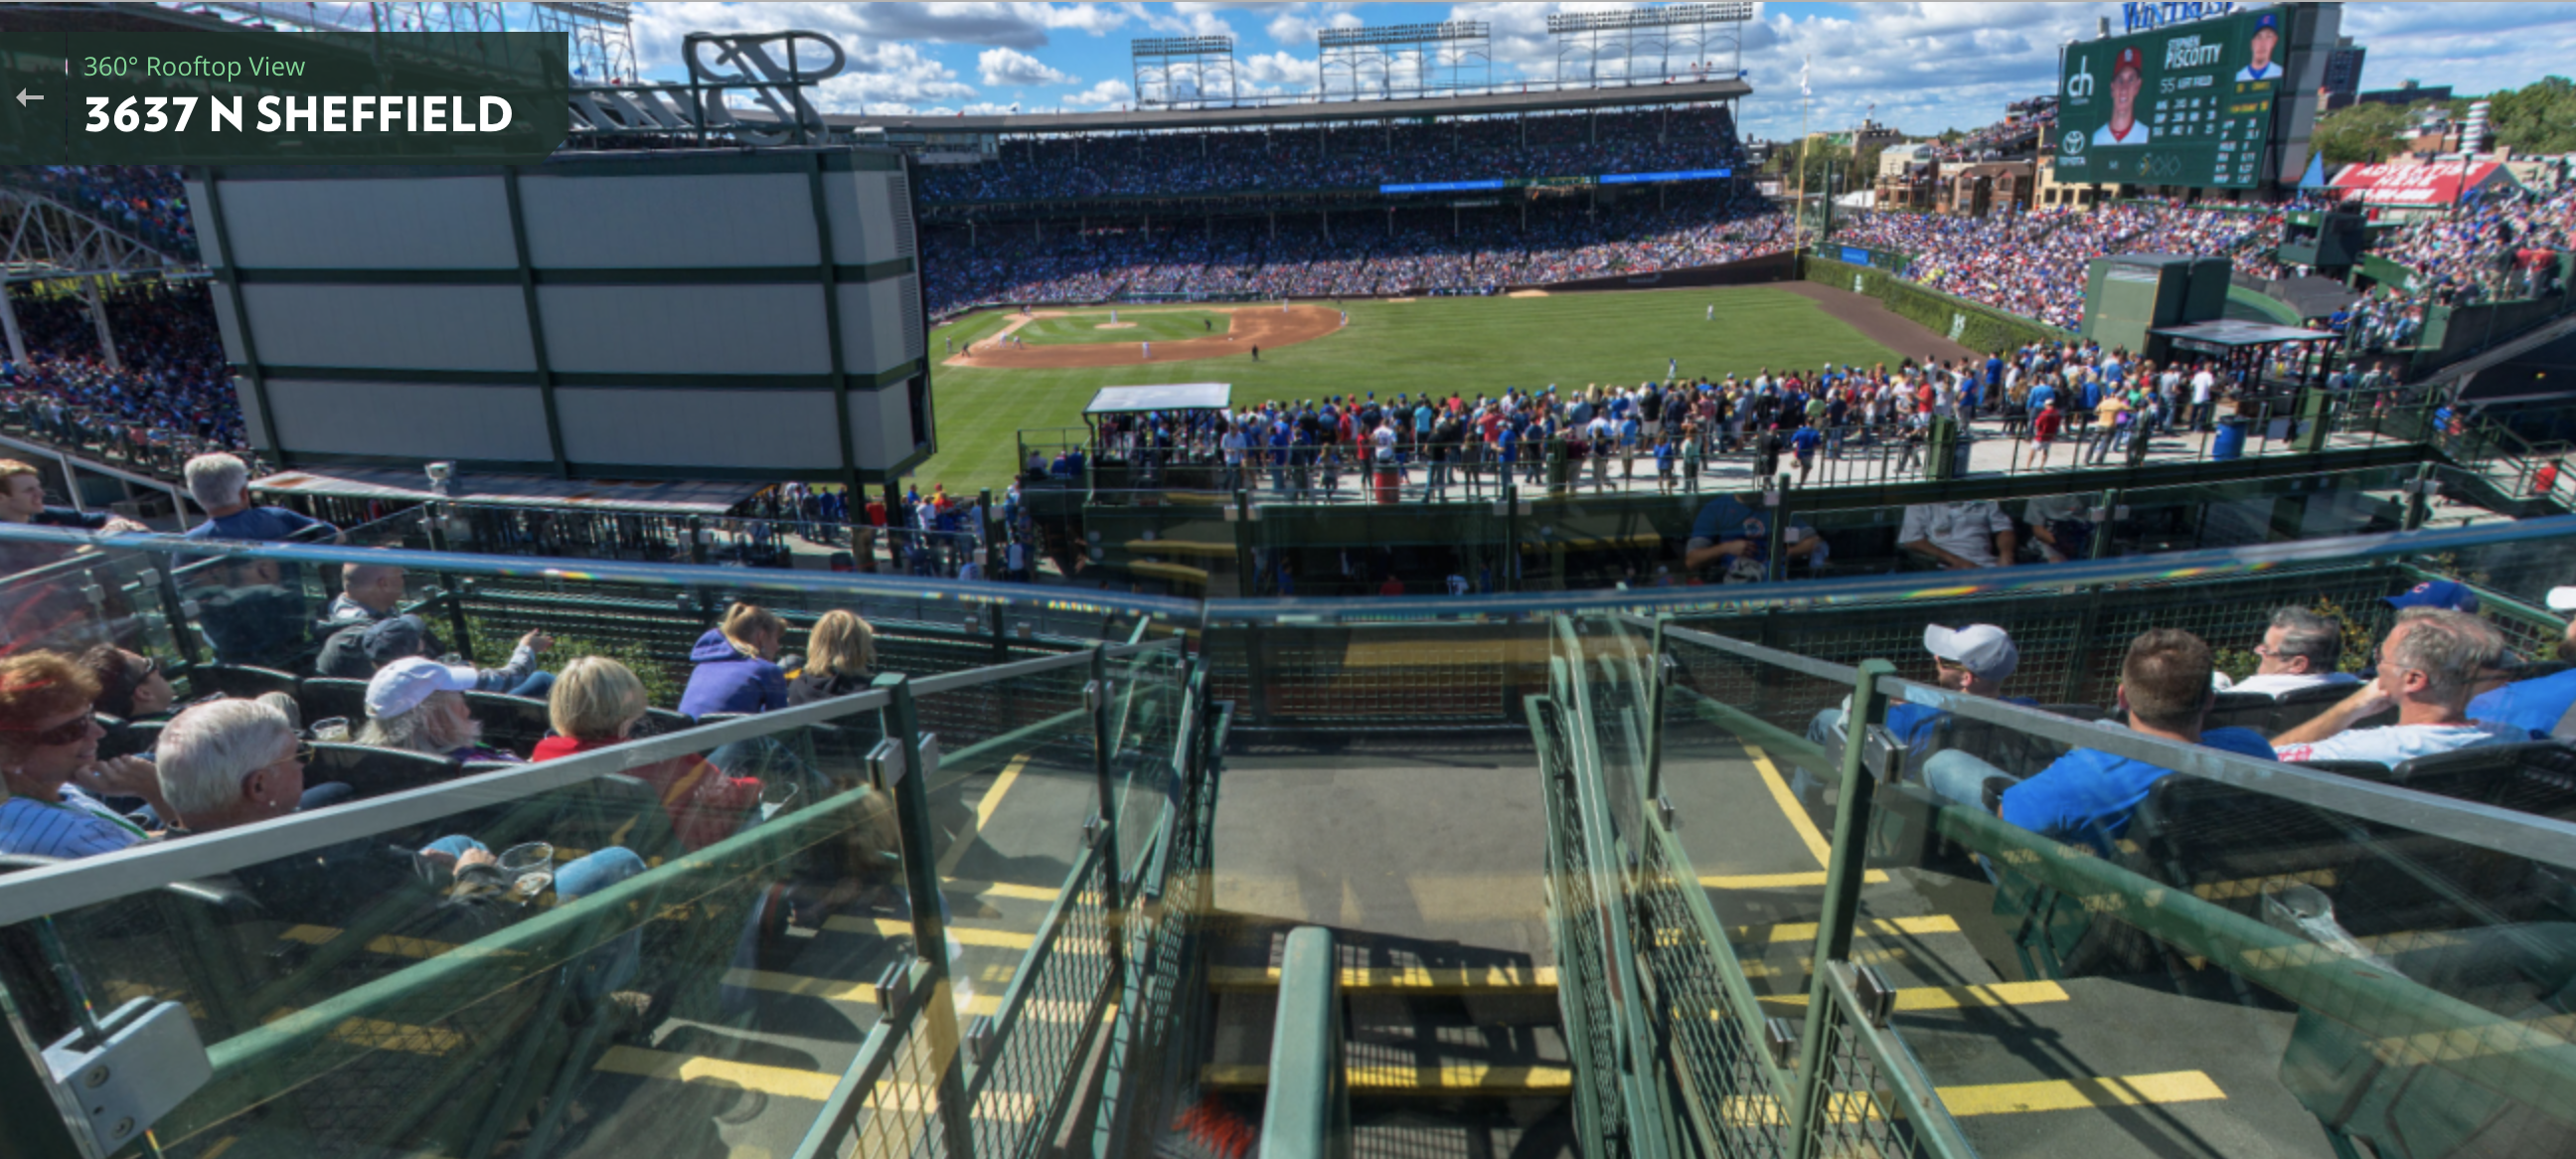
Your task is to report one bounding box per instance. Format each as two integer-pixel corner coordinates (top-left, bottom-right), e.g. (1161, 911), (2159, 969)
(359, 656), (525, 764)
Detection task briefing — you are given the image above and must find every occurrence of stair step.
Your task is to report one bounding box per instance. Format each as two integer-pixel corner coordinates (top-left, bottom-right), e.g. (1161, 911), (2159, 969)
(1207, 964), (1557, 994)
(1201, 1063), (1574, 1097)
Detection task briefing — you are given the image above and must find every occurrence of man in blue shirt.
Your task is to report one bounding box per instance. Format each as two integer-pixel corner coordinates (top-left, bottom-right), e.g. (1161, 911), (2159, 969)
(1931, 629), (2276, 858)
(181, 453), (338, 546)
(2470, 589), (2576, 736)
(1681, 493), (1821, 578)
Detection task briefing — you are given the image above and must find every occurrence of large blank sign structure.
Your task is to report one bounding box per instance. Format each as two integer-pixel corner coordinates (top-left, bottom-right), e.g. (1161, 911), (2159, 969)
(188, 147), (932, 483)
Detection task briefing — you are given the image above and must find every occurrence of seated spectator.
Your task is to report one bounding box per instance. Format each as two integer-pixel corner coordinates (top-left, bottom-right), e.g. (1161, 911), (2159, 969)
(1801, 623), (2036, 799)
(789, 610), (878, 706)
(1900, 501), (2016, 570)
(2388, 579), (2481, 615)
(2227, 607), (2363, 698)
(358, 656), (524, 764)
(180, 453), (338, 544)
(80, 644), (176, 722)
(0, 457), (145, 539)
(2273, 608), (2526, 765)
(0, 651), (167, 857)
(536, 656), (760, 850)
(2022, 493), (2097, 564)
(318, 612), (552, 699)
(2468, 588), (2576, 736)
(157, 698), (645, 953)
(680, 602), (789, 718)
(194, 555), (311, 671)
(1682, 492), (1822, 581)
(322, 561), (409, 627)
(1936, 629), (2275, 855)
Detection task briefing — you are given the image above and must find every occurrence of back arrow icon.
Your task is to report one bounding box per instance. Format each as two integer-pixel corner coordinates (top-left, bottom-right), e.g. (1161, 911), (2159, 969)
(14, 89), (39, 106)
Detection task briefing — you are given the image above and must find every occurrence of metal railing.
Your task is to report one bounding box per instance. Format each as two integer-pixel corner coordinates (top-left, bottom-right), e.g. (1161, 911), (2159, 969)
(1256, 926), (1348, 1159)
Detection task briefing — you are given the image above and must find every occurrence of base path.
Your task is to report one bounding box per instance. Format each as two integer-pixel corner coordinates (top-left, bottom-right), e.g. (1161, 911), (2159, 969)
(1775, 280), (1982, 366)
(946, 304), (1344, 369)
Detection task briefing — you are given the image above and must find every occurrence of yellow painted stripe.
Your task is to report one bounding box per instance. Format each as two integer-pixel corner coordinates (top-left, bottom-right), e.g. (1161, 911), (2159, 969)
(263, 1008), (463, 1057)
(2191, 868), (2336, 902)
(198, 1138), (239, 1159)
(1937, 1071), (2227, 1116)
(1739, 945), (1915, 982)
(1753, 981), (2070, 1011)
(938, 753), (1033, 878)
(1206, 965), (1558, 994)
(825, 915), (1040, 949)
(1736, 915), (1961, 943)
(277, 924), (465, 961)
(594, 1045), (842, 1101)
(951, 879), (1062, 903)
(719, 968), (1007, 1017)
(1743, 744), (1835, 868)
(1202, 1064), (1575, 1095)
(1718, 1071), (2225, 1125)
(1699, 869), (1890, 890)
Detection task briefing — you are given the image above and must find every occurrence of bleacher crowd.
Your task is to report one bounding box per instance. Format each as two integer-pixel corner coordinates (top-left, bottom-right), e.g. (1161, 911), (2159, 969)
(1, 280), (248, 455)
(918, 105), (1748, 203)
(0, 165), (198, 260)
(1831, 202), (2287, 330)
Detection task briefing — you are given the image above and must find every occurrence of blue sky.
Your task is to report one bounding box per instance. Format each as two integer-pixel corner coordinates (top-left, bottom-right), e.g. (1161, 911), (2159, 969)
(624, 3), (2576, 139)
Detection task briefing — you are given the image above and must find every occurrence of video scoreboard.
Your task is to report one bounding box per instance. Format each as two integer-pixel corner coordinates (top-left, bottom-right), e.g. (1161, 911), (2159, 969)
(2054, 6), (2291, 190)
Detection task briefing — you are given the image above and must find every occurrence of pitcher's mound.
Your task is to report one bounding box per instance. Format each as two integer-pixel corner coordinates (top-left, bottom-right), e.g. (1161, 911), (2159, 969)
(947, 304), (1344, 369)
(1094, 322), (1137, 330)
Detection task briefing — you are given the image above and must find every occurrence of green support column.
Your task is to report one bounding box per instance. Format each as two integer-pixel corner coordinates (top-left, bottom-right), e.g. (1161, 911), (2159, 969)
(1789, 658), (1897, 1156)
(872, 674), (976, 1159)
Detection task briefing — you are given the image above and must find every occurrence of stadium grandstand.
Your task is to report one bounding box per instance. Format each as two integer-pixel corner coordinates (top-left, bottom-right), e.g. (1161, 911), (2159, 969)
(7, 5), (2576, 1159)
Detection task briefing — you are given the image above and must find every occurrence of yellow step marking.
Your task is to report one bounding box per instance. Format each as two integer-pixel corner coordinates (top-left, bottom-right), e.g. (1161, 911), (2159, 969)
(1201, 1064), (1574, 1095)
(1743, 743), (1835, 868)
(1718, 1070), (2225, 1124)
(1937, 1071), (2227, 1116)
(262, 1008), (463, 1056)
(1698, 869), (1890, 890)
(826, 916), (1040, 948)
(594, 1045), (842, 1102)
(2191, 868), (2336, 902)
(277, 924), (466, 961)
(1752, 980), (2070, 1012)
(950, 879), (1063, 903)
(1736, 915), (1961, 943)
(718, 968), (1007, 1017)
(1206, 965), (1558, 994)
(198, 1138), (239, 1159)
(938, 753), (1032, 879)
(1738, 945), (1915, 982)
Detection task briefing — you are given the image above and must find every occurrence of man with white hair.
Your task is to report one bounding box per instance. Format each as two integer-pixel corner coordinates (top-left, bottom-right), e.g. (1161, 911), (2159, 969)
(2273, 608), (2529, 765)
(154, 697), (307, 834)
(181, 453), (340, 546)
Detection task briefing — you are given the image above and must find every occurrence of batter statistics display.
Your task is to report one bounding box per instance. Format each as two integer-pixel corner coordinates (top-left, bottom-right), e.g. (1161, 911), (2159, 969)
(2055, 6), (2286, 189)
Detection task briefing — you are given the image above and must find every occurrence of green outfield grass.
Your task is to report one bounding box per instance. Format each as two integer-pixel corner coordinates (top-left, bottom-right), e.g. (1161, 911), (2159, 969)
(916, 286), (1907, 497)
(1011, 308), (1234, 346)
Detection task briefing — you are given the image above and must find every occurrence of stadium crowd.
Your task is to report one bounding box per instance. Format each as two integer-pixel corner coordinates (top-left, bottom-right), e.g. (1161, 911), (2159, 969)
(1, 280), (248, 454)
(1, 165), (198, 260)
(1831, 202), (2287, 329)
(926, 194), (1794, 314)
(918, 105), (1748, 204)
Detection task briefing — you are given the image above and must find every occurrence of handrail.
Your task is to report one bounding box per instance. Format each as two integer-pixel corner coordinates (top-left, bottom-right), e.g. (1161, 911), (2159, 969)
(1259, 926), (1347, 1159)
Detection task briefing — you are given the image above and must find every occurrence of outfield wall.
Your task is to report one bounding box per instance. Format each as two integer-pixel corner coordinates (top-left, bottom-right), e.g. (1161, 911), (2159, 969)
(1798, 252), (2076, 353)
(1506, 249), (1799, 293)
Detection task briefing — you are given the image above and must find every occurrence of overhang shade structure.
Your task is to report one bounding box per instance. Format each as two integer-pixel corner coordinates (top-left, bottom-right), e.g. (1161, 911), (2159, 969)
(249, 466), (764, 515)
(1084, 384), (1232, 415)
(0, 186), (195, 282)
(2330, 161), (2518, 207)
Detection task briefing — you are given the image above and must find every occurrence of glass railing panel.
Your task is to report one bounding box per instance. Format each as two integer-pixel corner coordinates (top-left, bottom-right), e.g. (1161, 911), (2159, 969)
(0, 696), (909, 1159)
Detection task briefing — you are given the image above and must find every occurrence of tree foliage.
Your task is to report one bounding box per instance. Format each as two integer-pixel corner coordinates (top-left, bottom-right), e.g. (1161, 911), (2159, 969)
(2314, 77), (2576, 164)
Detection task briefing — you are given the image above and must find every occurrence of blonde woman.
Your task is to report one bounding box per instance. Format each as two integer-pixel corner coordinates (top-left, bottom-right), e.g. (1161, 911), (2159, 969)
(789, 610), (879, 706)
(679, 602), (788, 718)
(536, 656), (759, 851)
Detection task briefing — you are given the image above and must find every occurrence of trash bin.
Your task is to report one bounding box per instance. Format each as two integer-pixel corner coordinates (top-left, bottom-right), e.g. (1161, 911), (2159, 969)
(2212, 416), (2252, 461)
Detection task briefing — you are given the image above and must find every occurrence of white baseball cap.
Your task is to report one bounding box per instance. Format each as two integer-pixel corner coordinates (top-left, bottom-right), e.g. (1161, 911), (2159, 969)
(1924, 624), (2018, 681)
(366, 655), (479, 719)
(2549, 586), (2576, 612)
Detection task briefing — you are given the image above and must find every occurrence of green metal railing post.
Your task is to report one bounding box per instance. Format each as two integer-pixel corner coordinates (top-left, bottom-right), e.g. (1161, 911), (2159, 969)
(872, 673), (976, 1159)
(2404, 460), (2437, 531)
(1765, 473), (1790, 583)
(1259, 925), (1349, 1159)
(1789, 658), (1897, 1156)
(2091, 488), (2123, 562)
(1088, 644), (1128, 928)
(1643, 616), (1672, 803)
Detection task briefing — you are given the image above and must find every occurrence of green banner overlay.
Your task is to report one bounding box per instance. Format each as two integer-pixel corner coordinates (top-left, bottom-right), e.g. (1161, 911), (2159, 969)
(2054, 6), (2282, 189)
(1, 29), (567, 165)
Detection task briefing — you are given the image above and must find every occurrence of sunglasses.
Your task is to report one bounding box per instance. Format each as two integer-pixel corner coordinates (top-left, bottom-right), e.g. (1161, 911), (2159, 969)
(284, 742), (315, 766)
(129, 655), (159, 682)
(12, 716), (97, 746)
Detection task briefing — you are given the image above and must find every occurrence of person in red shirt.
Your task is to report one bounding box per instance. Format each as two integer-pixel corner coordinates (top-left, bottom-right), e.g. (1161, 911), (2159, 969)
(1378, 574), (1403, 596)
(2031, 397), (2065, 467)
(532, 657), (759, 851)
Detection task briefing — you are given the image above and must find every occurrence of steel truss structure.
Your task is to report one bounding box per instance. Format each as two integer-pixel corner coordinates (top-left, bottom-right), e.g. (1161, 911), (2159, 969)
(1549, 3), (1752, 88)
(1132, 36), (1238, 109)
(0, 186), (191, 282)
(1318, 21), (1491, 102)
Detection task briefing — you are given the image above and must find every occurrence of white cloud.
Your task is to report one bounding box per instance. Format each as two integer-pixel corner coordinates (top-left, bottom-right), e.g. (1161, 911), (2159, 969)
(800, 41), (980, 113)
(1240, 49), (1320, 88)
(1264, 4), (1364, 48)
(631, 2), (1130, 71)
(1131, 2), (1234, 39)
(1063, 78), (1137, 108)
(978, 46), (1073, 86)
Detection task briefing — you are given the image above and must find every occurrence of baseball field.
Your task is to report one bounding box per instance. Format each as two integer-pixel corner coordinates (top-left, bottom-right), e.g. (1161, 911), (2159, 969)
(917, 282), (1970, 496)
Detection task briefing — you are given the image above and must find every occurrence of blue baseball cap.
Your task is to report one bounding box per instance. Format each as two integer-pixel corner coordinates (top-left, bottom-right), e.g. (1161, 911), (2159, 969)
(2254, 11), (2278, 29)
(2387, 580), (2480, 613)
